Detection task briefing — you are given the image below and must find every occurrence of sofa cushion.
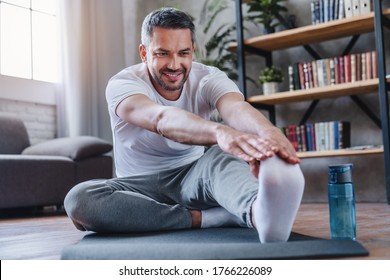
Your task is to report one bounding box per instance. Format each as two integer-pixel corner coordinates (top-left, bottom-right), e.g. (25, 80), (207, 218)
(22, 136), (112, 160)
(0, 115), (30, 154)
(0, 154), (75, 208)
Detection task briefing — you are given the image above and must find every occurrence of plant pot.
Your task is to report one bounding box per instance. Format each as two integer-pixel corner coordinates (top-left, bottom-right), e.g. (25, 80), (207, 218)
(262, 82), (279, 95)
(263, 26), (275, 34)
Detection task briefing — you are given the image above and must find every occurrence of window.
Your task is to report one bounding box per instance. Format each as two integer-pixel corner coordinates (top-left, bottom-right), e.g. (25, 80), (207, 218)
(0, 0), (58, 83)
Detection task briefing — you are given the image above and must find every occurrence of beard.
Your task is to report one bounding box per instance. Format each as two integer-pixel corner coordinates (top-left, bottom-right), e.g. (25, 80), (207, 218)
(152, 67), (189, 92)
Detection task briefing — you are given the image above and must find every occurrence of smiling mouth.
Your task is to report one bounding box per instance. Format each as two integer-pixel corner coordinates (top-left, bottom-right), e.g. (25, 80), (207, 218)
(163, 71), (183, 82)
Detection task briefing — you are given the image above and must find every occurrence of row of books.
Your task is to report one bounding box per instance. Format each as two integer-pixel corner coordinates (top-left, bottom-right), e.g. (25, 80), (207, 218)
(311, 0), (372, 24)
(288, 51), (378, 91)
(281, 121), (351, 152)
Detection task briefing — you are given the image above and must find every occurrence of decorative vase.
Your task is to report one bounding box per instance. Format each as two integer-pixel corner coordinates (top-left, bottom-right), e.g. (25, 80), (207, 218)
(262, 82), (279, 95)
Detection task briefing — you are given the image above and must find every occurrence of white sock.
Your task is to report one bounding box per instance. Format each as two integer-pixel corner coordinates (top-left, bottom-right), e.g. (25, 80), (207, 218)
(253, 156), (305, 243)
(201, 207), (246, 228)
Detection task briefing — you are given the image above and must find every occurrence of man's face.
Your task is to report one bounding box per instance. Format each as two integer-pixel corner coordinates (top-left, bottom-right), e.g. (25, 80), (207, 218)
(140, 27), (194, 99)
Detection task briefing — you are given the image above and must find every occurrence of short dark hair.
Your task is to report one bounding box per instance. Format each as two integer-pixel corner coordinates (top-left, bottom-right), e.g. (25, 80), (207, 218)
(141, 7), (196, 46)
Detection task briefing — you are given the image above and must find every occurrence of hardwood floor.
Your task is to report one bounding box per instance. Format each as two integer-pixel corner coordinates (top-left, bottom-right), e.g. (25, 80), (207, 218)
(0, 203), (389, 260)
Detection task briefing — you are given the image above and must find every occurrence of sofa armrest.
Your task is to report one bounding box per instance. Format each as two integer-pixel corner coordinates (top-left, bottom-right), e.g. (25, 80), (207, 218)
(22, 136), (112, 161)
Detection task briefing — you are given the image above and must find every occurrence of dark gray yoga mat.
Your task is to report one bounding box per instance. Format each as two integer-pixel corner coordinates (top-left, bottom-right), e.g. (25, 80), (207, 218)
(61, 228), (369, 260)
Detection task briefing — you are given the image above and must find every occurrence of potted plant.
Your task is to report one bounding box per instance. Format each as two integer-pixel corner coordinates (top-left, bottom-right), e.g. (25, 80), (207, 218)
(258, 66), (283, 95)
(196, 0), (238, 80)
(245, 0), (288, 34)
(196, 0), (256, 86)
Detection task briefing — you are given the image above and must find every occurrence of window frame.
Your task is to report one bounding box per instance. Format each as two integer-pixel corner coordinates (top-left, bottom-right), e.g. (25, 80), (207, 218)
(0, 0), (58, 83)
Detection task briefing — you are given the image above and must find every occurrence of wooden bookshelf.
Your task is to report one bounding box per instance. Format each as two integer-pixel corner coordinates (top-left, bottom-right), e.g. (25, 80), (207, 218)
(230, 9), (390, 52)
(234, 1), (390, 202)
(298, 147), (384, 159)
(248, 78), (390, 105)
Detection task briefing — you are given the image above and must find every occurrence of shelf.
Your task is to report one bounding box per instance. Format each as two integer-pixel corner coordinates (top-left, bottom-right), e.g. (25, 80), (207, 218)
(230, 9), (390, 52)
(247, 78), (390, 105)
(298, 147), (384, 159)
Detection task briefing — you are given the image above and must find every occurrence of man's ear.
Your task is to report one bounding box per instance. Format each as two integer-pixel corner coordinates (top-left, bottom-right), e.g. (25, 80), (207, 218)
(139, 44), (147, 63)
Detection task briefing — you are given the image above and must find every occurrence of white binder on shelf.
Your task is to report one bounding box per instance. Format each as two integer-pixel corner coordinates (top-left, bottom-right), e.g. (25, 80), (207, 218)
(360, 0), (371, 15)
(352, 0), (360, 16)
(339, 0), (345, 19)
(344, 0), (353, 18)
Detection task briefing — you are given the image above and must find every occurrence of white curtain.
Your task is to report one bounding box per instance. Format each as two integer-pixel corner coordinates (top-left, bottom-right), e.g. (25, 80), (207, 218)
(57, 0), (99, 137)
(56, 0), (125, 139)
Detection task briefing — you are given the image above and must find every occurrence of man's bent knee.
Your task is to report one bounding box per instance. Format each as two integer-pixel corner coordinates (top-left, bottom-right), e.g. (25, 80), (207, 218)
(64, 180), (104, 231)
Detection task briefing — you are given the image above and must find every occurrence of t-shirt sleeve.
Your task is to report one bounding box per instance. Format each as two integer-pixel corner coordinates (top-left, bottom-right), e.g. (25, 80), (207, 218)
(201, 67), (243, 110)
(106, 75), (151, 117)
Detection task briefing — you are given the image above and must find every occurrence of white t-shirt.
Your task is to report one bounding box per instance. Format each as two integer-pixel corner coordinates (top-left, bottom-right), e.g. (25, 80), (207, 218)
(106, 62), (242, 177)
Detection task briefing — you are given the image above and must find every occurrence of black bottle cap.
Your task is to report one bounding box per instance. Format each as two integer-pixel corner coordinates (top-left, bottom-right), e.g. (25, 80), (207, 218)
(328, 164), (353, 183)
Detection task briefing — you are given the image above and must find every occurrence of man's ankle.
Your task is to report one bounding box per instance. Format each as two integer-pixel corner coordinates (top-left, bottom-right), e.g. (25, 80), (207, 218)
(190, 210), (202, 228)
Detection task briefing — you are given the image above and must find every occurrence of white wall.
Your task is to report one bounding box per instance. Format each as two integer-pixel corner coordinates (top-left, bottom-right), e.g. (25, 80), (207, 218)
(0, 75), (57, 144)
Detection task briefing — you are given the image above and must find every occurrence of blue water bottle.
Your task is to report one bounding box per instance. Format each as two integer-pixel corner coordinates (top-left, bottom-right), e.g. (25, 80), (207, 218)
(328, 164), (356, 240)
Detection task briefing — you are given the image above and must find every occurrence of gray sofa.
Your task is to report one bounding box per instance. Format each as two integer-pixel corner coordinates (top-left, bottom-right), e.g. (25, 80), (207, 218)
(0, 115), (113, 209)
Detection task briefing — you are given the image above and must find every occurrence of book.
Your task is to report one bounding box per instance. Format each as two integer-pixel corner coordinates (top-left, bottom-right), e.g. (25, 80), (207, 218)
(339, 0), (345, 19)
(334, 57), (340, 84)
(300, 125), (307, 152)
(293, 63), (301, 90)
(299, 63), (305, 89)
(361, 52), (367, 80)
(311, 1), (321, 24)
(350, 54), (356, 82)
(339, 56), (345, 83)
(324, 0), (330, 22)
(334, 0), (340, 20)
(339, 121), (351, 149)
(304, 63), (310, 89)
(312, 60), (319, 88)
(334, 121), (340, 149)
(366, 51), (372, 79)
(288, 125), (299, 151)
(296, 126), (303, 152)
(307, 62), (314, 88)
(356, 53), (362, 81)
(372, 51), (378, 79)
(288, 65), (294, 91)
(344, 55), (351, 83)
(327, 121), (334, 150)
(352, 0), (360, 16)
(330, 0), (335, 20)
(344, 0), (353, 17)
(317, 60), (325, 87)
(319, 0), (324, 22)
(325, 58), (331, 85)
(360, 0), (371, 15)
(330, 58), (336, 85)
(306, 123), (313, 151)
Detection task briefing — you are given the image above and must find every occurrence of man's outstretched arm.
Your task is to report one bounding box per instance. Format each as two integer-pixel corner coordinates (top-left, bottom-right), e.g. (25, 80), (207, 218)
(116, 94), (274, 162)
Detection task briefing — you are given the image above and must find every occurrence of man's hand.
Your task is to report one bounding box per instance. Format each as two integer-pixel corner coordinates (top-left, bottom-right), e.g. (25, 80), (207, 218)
(215, 125), (275, 162)
(215, 124), (300, 165)
(258, 126), (300, 164)
(216, 93), (300, 165)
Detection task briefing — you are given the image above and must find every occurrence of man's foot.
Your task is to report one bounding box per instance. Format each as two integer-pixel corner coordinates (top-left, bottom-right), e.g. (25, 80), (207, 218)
(252, 156), (304, 243)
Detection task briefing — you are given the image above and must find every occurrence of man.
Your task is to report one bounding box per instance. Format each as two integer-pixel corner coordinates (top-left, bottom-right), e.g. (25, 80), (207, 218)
(64, 7), (304, 243)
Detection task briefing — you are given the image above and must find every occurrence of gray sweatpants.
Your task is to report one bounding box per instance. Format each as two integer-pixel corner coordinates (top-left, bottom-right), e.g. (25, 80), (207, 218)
(64, 145), (258, 233)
